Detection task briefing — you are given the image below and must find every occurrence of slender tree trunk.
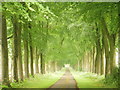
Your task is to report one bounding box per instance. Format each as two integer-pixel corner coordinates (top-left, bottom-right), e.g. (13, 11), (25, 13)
(90, 51), (92, 72)
(29, 33), (34, 77)
(118, 31), (120, 88)
(95, 24), (101, 74)
(40, 53), (45, 74)
(118, 2), (120, 88)
(109, 35), (116, 73)
(2, 15), (10, 86)
(81, 59), (84, 71)
(88, 52), (90, 72)
(13, 15), (19, 82)
(17, 21), (23, 81)
(35, 48), (39, 73)
(40, 53), (42, 74)
(101, 38), (104, 75)
(92, 47), (95, 73)
(24, 39), (29, 78)
(23, 24), (29, 78)
(48, 61), (51, 73)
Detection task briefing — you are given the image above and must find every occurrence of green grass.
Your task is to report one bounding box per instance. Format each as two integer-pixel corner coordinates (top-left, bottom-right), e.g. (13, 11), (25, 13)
(71, 70), (117, 88)
(10, 70), (65, 88)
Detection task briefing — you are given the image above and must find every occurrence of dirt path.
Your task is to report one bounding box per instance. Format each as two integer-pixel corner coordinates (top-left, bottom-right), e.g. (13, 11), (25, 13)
(48, 69), (78, 89)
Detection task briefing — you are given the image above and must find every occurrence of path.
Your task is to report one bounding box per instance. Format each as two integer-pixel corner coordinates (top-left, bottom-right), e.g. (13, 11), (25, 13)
(48, 69), (78, 89)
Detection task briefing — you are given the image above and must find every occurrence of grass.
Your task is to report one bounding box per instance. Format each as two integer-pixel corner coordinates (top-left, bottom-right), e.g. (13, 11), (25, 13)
(1, 68), (117, 89)
(71, 69), (117, 88)
(10, 70), (65, 88)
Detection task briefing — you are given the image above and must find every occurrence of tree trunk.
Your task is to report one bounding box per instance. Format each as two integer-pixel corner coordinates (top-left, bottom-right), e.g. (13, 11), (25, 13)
(101, 17), (110, 77)
(92, 47), (95, 73)
(29, 33), (34, 77)
(24, 39), (29, 78)
(88, 52), (90, 72)
(40, 53), (45, 74)
(95, 24), (101, 74)
(118, 2), (120, 88)
(2, 15), (10, 86)
(13, 15), (19, 82)
(100, 38), (105, 75)
(118, 31), (120, 88)
(89, 51), (92, 72)
(109, 35), (116, 74)
(35, 48), (39, 73)
(101, 16), (116, 76)
(17, 21), (23, 81)
(48, 61), (51, 73)
(23, 23), (29, 78)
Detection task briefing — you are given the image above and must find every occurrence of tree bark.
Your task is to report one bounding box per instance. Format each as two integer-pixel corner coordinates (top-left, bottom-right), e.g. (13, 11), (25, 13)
(100, 38), (105, 75)
(13, 15), (19, 82)
(109, 35), (116, 73)
(35, 48), (39, 73)
(23, 23), (29, 78)
(29, 33), (34, 77)
(92, 47), (95, 73)
(2, 15), (10, 86)
(101, 17), (110, 77)
(118, 2), (120, 88)
(24, 39), (29, 78)
(95, 23), (101, 74)
(40, 53), (45, 74)
(17, 21), (23, 81)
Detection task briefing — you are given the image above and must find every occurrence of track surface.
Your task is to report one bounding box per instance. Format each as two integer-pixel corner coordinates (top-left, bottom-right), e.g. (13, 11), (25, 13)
(49, 69), (78, 89)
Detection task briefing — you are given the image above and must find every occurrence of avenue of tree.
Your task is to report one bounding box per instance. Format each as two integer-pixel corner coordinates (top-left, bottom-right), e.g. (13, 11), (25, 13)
(1, 2), (120, 87)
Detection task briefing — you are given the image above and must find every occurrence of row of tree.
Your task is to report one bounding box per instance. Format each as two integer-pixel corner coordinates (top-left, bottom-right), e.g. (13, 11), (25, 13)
(1, 2), (62, 86)
(1, 2), (120, 87)
(72, 3), (120, 78)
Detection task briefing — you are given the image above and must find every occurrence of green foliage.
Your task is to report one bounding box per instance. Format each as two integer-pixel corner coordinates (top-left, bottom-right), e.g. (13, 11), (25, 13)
(103, 67), (119, 86)
(3, 2), (119, 70)
(0, 84), (9, 88)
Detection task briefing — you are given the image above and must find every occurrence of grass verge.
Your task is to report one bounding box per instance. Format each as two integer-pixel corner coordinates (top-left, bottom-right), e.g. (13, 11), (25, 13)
(1, 69), (65, 88)
(71, 69), (117, 88)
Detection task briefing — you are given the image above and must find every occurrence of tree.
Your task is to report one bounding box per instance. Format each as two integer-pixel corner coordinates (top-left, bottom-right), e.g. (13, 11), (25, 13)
(118, 1), (120, 88)
(23, 23), (29, 78)
(2, 14), (10, 86)
(17, 17), (23, 81)
(12, 15), (19, 82)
